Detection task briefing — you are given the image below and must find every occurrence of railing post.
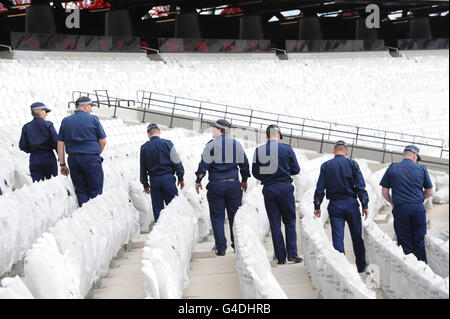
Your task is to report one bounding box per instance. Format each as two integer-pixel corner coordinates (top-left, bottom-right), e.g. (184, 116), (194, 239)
(355, 127), (360, 144)
(94, 90), (101, 107)
(105, 90), (110, 108)
(199, 101), (202, 117)
(319, 133), (324, 154)
(249, 109), (253, 127)
(169, 97), (177, 128)
(113, 99), (118, 118)
(350, 138), (355, 159)
(301, 118), (305, 136)
(328, 122), (332, 140)
(259, 123), (263, 144)
(276, 114), (280, 126)
(147, 92), (152, 109)
(382, 143), (386, 164)
(289, 128), (293, 147)
(142, 106), (147, 123)
(224, 105), (228, 120)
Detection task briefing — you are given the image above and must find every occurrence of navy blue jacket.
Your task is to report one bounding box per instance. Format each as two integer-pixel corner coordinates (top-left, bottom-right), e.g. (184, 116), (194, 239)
(314, 155), (369, 210)
(252, 140), (300, 185)
(379, 158), (433, 206)
(140, 136), (184, 188)
(58, 110), (106, 155)
(19, 117), (58, 154)
(195, 135), (250, 183)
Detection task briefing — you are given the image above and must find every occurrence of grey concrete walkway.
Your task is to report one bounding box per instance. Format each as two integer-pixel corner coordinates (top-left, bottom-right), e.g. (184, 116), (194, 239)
(184, 219), (318, 299)
(183, 222), (241, 299)
(93, 234), (148, 299)
(263, 232), (318, 299)
(91, 204), (448, 299)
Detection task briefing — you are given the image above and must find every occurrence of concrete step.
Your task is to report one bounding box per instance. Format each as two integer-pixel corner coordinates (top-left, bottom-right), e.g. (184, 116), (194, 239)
(374, 213), (391, 224)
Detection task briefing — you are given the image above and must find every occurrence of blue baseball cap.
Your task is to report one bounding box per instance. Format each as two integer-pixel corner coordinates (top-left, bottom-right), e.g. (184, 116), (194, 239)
(210, 119), (231, 130)
(147, 123), (160, 132)
(404, 145), (421, 161)
(334, 140), (348, 149)
(75, 96), (97, 107)
(30, 102), (51, 113)
(266, 124), (283, 140)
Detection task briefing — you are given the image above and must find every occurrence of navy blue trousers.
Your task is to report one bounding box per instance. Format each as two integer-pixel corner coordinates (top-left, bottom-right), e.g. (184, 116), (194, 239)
(262, 183), (298, 262)
(29, 152), (58, 182)
(150, 174), (178, 222)
(206, 180), (242, 253)
(68, 155), (104, 207)
(328, 199), (367, 272)
(392, 203), (427, 262)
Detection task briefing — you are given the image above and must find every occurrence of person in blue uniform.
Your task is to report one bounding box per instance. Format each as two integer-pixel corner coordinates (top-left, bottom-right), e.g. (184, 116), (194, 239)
(379, 145), (433, 262)
(313, 140), (369, 273)
(252, 125), (303, 265)
(140, 123), (185, 222)
(57, 96), (107, 207)
(19, 102), (58, 182)
(195, 119), (250, 256)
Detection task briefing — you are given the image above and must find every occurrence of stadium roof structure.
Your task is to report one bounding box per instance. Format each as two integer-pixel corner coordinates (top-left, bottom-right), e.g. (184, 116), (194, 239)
(0, 0), (448, 17)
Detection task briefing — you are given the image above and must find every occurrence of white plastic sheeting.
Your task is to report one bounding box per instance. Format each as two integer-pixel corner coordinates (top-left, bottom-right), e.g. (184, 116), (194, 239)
(0, 276), (34, 299)
(297, 155), (375, 299)
(425, 233), (449, 279)
(432, 174), (449, 204)
(233, 188), (286, 299)
(363, 221), (449, 299)
(299, 210), (375, 299)
(0, 176), (78, 276)
(141, 194), (199, 299)
(1, 51), (448, 148)
(23, 190), (140, 298)
(129, 180), (154, 232)
(433, 188), (449, 204)
(23, 233), (81, 299)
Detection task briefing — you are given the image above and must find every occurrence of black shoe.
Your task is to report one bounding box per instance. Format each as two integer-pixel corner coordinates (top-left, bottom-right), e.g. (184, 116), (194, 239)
(277, 259), (286, 265)
(216, 250), (226, 256)
(358, 265), (367, 274)
(288, 256), (303, 263)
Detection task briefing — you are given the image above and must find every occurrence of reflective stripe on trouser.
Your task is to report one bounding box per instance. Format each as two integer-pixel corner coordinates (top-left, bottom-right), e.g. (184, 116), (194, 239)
(327, 198), (367, 272)
(149, 174), (178, 222)
(392, 203), (427, 263)
(262, 183), (298, 262)
(206, 180), (242, 253)
(68, 155), (104, 207)
(29, 152), (58, 182)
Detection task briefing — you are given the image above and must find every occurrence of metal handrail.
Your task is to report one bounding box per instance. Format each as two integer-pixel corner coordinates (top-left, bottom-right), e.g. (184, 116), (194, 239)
(135, 90), (445, 146)
(385, 45), (399, 52)
(272, 48), (287, 55)
(141, 46), (160, 54)
(70, 89), (449, 159)
(0, 44), (12, 52)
